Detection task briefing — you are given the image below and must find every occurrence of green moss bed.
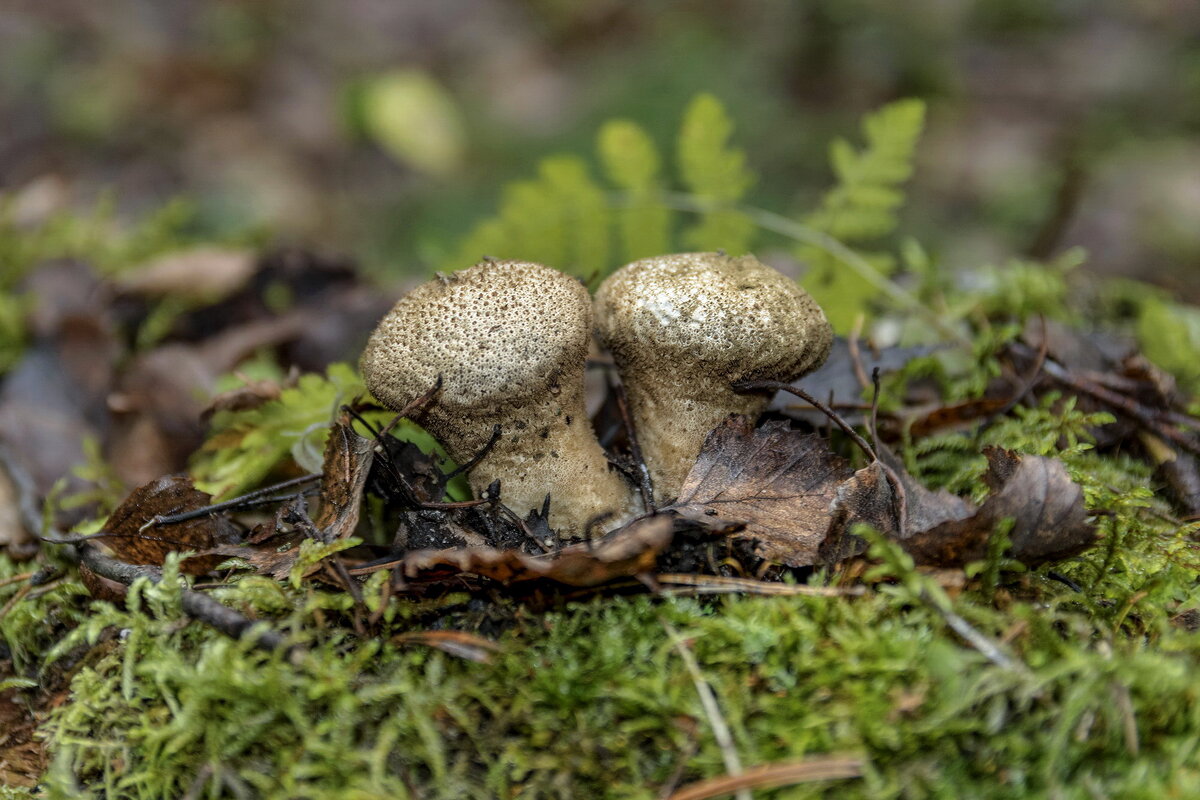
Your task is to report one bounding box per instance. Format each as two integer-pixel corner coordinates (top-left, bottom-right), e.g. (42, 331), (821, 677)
(3, 489), (1199, 800)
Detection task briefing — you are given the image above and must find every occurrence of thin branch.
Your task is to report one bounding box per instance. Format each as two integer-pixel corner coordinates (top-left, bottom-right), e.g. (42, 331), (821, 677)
(139, 474), (320, 530)
(919, 588), (1026, 674)
(445, 424), (501, 481)
(78, 546), (293, 654)
(732, 380), (878, 462)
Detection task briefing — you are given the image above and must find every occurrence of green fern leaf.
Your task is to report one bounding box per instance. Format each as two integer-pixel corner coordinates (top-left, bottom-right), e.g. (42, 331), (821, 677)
(450, 156), (609, 277)
(191, 363), (465, 501)
(800, 99), (926, 332)
(676, 94), (756, 253)
(598, 120), (670, 261)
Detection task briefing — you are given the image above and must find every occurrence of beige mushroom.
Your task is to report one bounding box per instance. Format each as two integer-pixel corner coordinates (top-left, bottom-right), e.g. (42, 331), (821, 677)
(360, 260), (635, 536)
(594, 252), (832, 503)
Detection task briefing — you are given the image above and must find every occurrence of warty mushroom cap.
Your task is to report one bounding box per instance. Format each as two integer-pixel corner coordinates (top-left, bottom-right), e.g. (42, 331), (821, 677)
(360, 259), (635, 535)
(594, 251), (833, 502)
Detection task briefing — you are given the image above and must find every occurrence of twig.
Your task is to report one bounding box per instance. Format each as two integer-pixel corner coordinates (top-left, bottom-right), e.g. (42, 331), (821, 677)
(733, 380), (877, 462)
(662, 620), (751, 800)
(612, 375), (656, 512)
(378, 377), (443, 438)
(655, 574), (865, 597)
(140, 474), (320, 530)
(444, 425), (501, 481)
(1010, 342), (1200, 456)
(0, 581), (33, 623)
(919, 588), (1025, 673)
(0, 571), (35, 589)
(847, 314), (870, 392)
(78, 546), (292, 654)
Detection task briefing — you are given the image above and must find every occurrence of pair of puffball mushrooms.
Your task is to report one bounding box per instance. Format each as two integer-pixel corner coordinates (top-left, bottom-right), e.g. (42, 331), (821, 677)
(360, 252), (833, 537)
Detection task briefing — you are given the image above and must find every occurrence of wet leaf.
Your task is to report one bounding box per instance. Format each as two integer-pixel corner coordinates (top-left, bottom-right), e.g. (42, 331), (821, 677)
(96, 475), (241, 574)
(668, 417), (852, 567)
(895, 447), (1096, 567)
(312, 421), (375, 541)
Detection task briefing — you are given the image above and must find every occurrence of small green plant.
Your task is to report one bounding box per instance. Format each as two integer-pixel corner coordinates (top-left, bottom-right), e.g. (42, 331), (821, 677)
(190, 362), (467, 501)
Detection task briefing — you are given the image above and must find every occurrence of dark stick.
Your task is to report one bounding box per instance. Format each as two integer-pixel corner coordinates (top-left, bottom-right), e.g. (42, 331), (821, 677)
(444, 424), (501, 481)
(379, 376), (444, 437)
(1009, 342), (1200, 456)
(732, 380), (879, 463)
(612, 377), (656, 512)
(78, 546), (292, 654)
(141, 474), (320, 530)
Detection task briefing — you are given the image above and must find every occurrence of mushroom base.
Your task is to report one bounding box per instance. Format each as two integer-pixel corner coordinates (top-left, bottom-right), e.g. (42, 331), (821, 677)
(625, 383), (770, 504)
(427, 390), (638, 538)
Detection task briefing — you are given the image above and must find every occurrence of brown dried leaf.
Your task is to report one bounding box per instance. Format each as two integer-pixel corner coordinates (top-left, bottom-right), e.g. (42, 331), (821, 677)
(117, 247), (256, 300)
(97, 475), (241, 574)
(665, 755), (865, 800)
(364, 515), (674, 588)
(669, 417), (852, 567)
(898, 448), (1096, 567)
(313, 421), (375, 541)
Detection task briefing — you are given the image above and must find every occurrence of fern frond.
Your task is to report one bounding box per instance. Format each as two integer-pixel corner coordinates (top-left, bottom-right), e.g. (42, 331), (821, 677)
(451, 156), (610, 277)
(806, 99), (925, 241)
(800, 99), (926, 332)
(675, 94), (756, 253)
(597, 120), (671, 262)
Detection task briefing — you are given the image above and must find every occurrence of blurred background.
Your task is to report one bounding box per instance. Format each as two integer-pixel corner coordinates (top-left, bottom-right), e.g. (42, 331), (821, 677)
(2, 0), (1199, 295)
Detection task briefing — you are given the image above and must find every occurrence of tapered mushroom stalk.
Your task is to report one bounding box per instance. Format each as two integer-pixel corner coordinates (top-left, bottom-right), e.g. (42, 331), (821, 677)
(360, 260), (634, 536)
(595, 252), (833, 503)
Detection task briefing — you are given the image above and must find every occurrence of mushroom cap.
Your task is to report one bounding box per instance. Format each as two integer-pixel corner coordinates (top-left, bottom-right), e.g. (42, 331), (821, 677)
(594, 252), (832, 387)
(361, 260), (592, 416)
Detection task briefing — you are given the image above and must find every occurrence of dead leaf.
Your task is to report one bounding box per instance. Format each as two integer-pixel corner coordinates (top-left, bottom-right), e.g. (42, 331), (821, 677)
(665, 755), (865, 800)
(117, 247), (256, 300)
(312, 421), (375, 541)
(203, 423), (377, 580)
(668, 417), (852, 567)
(355, 515), (674, 588)
(201, 375), (287, 420)
(896, 448), (1096, 567)
(96, 475), (241, 574)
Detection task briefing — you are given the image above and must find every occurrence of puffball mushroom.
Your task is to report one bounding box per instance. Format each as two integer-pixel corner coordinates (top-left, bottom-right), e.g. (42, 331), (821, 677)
(595, 252), (833, 503)
(360, 259), (635, 536)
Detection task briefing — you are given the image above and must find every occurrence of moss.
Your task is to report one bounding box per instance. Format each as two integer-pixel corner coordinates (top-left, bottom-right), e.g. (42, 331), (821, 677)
(1, 499), (1196, 800)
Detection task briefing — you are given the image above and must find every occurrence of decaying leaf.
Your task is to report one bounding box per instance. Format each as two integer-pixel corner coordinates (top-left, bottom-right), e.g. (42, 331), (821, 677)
(900, 447), (1096, 567)
(312, 421), (375, 541)
(95, 475), (241, 574)
(668, 418), (852, 567)
(354, 515), (674, 588)
(206, 420), (376, 581)
(670, 416), (1095, 570)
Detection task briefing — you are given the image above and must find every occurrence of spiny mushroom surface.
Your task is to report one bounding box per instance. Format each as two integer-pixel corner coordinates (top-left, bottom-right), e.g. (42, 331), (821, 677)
(360, 259), (634, 536)
(595, 251), (832, 503)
